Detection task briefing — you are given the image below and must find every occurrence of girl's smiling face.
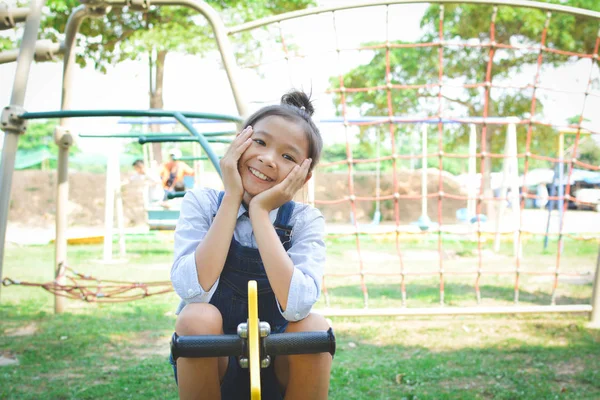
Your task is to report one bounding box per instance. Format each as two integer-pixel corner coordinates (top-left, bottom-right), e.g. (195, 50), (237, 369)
(238, 115), (310, 204)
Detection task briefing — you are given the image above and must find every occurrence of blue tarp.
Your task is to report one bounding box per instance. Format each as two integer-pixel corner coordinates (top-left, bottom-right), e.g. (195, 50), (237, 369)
(14, 148), (55, 169)
(570, 169), (600, 184)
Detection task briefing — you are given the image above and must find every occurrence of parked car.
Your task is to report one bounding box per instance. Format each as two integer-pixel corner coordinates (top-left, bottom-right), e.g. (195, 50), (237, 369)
(574, 188), (600, 211)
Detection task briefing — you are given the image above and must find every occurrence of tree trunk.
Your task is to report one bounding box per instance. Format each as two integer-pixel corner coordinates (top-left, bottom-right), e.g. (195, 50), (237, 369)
(149, 50), (167, 165)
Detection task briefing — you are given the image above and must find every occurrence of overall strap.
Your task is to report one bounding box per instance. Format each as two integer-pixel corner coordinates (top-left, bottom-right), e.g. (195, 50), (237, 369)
(274, 201), (296, 251)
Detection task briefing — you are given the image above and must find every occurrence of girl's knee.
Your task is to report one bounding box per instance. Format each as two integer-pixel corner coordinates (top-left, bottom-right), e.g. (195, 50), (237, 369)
(286, 313), (330, 333)
(175, 303), (223, 335)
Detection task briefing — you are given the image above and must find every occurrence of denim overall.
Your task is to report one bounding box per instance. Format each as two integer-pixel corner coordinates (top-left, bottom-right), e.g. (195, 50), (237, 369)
(171, 191), (295, 400)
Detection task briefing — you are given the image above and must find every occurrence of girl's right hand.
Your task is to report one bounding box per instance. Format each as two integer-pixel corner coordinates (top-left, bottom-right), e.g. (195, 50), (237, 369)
(219, 126), (254, 201)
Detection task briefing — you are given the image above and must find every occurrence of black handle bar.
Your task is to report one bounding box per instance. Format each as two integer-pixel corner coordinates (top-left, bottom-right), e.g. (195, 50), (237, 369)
(171, 328), (335, 361)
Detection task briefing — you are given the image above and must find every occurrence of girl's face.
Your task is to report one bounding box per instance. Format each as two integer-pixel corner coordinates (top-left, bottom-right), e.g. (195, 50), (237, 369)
(238, 115), (310, 202)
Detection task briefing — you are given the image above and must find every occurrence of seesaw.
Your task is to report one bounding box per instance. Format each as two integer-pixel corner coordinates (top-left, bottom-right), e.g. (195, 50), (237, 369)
(170, 280), (336, 399)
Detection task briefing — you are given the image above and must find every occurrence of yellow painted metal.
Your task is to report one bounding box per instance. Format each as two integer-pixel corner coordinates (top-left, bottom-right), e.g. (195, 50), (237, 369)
(248, 280), (261, 400)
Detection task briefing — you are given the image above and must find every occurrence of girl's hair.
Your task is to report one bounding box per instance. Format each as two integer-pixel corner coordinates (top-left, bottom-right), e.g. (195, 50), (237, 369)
(243, 90), (323, 171)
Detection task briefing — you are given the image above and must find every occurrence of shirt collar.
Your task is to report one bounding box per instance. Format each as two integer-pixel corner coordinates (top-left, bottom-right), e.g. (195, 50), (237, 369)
(236, 203), (278, 224)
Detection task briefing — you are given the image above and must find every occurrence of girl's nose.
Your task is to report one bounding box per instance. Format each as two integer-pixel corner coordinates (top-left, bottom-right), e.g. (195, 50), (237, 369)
(258, 153), (276, 168)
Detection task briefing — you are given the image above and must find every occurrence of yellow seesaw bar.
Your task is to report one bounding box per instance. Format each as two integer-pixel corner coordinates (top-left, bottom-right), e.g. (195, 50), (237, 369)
(170, 280), (336, 399)
(248, 280), (261, 399)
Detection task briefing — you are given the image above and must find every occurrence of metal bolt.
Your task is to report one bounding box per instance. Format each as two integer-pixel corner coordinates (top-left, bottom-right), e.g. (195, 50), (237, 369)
(237, 323), (248, 339)
(261, 356), (271, 368)
(259, 322), (271, 338)
(239, 357), (249, 368)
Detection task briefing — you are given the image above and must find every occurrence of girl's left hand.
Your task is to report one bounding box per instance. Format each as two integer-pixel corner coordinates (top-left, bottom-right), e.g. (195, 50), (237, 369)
(249, 158), (312, 213)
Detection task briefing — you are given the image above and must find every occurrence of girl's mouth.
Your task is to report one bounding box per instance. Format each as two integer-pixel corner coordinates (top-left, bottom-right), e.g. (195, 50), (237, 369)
(249, 167), (273, 182)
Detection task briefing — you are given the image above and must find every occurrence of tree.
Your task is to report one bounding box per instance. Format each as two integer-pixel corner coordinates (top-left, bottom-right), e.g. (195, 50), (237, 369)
(329, 0), (599, 185)
(4, 0), (314, 162)
(576, 138), (600, 166)
(18, 119), (78, 153)
(14, 119), (80, 169)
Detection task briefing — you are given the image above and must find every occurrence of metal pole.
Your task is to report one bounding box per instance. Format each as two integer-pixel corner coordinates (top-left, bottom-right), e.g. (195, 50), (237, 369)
(494, 127), (511, 252)
(508, 124), (522, 260)
(589, 243), (600, 328)
(103, 151), (116, 263)
(558, 132), (564, 234)
(0, 40), (62, 65)
(421, 124), (427, 218)
(373, 129), (381, 224)
(54, 5), (88, 313)
(0, 0), (45, 301)
(54, 146), (69, 310)
(315, 304), (592, 317)
(467, 124), (477, 217)
(0, 7), (31, 29)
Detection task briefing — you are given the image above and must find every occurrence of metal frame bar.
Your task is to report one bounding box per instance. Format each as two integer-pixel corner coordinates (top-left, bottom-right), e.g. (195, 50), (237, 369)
(228, 0), (600, 34)
(0, 0), (46, 301)
(0, 40), (63, 64)
(49, 0), (246, 311)
(21, 109), (242, 122)
(1, 0), (598, 320)
(102, 0), (248, 117)
(0, 6), (30, 30)
(316, 305), (593, 317)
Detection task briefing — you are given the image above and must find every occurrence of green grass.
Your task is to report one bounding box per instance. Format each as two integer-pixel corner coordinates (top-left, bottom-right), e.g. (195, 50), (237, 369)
(325, 234), (599, 258)
(1, 234), (599, 399)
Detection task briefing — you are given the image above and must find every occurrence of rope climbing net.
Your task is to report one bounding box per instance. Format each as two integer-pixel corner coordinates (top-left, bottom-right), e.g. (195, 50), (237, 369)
(4, 1), (600, 316)
(226, 0), (600, 314)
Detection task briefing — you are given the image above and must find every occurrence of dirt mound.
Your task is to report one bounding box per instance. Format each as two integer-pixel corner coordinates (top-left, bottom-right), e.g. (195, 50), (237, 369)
(7, 169), (467, 228)
(314, 169), (467, 224)
(8, 170), (146, 228)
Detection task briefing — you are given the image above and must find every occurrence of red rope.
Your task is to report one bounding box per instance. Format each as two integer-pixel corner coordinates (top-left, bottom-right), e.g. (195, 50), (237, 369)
(553, 30), (600, 304)
(9, 4), (599, 309)
(384, 5), (407, 307)
(2, 264), (173, 302)
(332, 10), (370, 308)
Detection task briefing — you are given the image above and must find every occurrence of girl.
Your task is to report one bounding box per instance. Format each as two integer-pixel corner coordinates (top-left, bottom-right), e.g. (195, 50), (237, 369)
(170, 91), (332, 400)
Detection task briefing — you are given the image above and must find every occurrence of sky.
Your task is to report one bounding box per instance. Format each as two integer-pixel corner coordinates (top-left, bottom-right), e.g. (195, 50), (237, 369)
(1, 0), (599, 156)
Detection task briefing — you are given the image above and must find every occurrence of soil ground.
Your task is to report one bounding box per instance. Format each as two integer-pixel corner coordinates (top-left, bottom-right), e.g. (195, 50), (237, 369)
(6, 170), (600, 244)
(6, 169), (466, 228)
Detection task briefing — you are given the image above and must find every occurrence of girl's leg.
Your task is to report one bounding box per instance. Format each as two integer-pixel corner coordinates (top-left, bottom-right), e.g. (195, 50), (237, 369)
(175, 303), (228, 400)
(274, 314), (333, 400)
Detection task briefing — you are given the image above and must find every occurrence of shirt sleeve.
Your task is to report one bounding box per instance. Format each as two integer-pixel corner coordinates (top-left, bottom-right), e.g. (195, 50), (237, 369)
(171, 189), (219, 304)
(278, 206), (326, 322)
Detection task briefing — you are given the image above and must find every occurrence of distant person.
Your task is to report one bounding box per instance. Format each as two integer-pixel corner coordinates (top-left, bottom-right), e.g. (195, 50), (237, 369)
(161, 181), (186, 209)
(125, 159), (164, 206)
(160, 148), (195, 191)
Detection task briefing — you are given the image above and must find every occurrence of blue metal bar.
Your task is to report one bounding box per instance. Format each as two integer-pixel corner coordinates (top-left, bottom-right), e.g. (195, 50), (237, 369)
(80, 130), (236, 139)
(173, 112), (222, 177)
(20, 109), (242, 123)
(138, 136), (230, 144)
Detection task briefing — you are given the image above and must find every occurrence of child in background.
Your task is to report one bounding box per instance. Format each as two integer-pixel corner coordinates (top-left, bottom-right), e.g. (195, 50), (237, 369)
(127, 159), (164, 206)
(170, 90), (332, 399)
(161, 181), (186, 210)
(161, 148), (195, 191)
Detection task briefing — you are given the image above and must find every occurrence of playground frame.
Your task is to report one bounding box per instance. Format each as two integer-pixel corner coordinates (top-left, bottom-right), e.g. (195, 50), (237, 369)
(1, 0), (600, 323)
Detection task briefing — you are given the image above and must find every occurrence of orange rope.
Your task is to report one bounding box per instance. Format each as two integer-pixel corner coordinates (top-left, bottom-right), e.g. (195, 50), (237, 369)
(2, 264), (173, 302)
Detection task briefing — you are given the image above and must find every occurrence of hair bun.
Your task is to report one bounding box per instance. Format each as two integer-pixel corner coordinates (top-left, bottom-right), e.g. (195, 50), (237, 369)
(281, 90), (314, 116)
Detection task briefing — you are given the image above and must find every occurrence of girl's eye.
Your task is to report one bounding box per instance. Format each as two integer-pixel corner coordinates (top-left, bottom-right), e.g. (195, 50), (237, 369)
(283, 154), (296, 162)
(253, 139), (265, 146)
